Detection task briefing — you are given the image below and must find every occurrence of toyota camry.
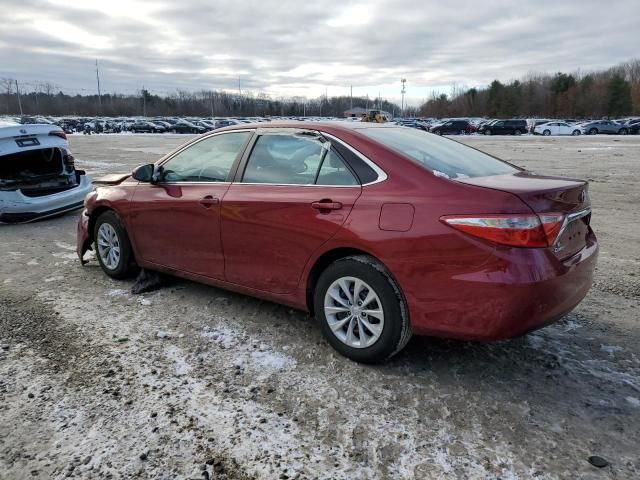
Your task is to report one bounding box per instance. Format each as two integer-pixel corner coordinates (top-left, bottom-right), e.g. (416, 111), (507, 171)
(77, 122), (597, 363)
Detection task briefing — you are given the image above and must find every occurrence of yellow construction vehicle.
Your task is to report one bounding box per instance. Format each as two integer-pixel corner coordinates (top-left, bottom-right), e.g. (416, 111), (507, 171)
(360, 110), (389, 123)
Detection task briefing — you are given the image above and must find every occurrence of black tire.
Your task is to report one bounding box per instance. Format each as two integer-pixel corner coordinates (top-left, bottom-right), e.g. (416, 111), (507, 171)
(589, 128), (598, 135)
(543, 129), (551, 136)
(572, 130), (581, 136)
(314, 255), (411, 364)
(619, 128), (628, 135)
(93, 210), (137, 279)
(436, 130), (442, 135)
(484, 129), (491, 135)
(514, 129), (522, 135)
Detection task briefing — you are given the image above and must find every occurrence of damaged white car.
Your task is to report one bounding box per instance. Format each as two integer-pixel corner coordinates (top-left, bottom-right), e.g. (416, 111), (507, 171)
(0, 122), (92, 223)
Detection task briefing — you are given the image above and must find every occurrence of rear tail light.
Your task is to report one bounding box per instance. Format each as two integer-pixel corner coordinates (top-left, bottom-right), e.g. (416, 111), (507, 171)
(440, 213), (565, 248)
(49, 130), (67, 140)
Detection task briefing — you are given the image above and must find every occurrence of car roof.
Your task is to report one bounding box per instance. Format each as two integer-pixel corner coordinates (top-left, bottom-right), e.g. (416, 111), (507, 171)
(216, 120), (402, 134)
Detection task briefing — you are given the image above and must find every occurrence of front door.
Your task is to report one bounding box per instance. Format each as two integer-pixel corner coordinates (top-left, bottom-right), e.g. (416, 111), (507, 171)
(221, 130), (362, 294)
(128, 131), (252, 279)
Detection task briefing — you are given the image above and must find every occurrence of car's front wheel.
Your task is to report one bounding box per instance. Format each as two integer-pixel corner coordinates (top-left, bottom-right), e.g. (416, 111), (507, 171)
(543, 129), (551, 136)
(94, 211), (137, 279)
(484, 129), (491, 135)
(314, 256), (411, 363)
(619, 128), (628, 135)
(589, 128), (598, 135)
(572, 130), (581, 136)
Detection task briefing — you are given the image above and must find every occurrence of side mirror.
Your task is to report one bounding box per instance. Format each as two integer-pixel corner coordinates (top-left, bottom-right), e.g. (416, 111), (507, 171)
(132, 164), (155, 183)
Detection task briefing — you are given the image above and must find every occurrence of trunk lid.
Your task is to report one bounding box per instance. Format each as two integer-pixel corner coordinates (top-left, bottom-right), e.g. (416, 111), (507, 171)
(457, 171), (591, 259)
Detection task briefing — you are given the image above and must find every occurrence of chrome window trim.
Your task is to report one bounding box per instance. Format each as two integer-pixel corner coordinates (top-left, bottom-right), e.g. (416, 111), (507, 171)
(232, 182), (361, 188)
(320, 133), (388, 186)
(158, 129), (255, 167)
(155, 181), (232, 186)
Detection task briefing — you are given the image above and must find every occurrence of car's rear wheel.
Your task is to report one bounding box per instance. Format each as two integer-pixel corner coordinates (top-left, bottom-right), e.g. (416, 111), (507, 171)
(572, 130), (581, 136)
(589, 128), (598, 135)
(314, 255), (411, 364)
(94, 211), (137, 279)
(543, 129), (551, 136)
(484, 129), (491, 135)
(619, 128), (628, 135)
(514, 129), (522, 135)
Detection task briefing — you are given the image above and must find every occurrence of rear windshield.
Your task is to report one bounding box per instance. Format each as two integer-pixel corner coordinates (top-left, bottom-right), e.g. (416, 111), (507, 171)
(360, 127), (518, 179)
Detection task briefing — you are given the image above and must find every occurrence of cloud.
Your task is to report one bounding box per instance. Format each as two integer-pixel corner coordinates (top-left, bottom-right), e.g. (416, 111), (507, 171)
(1, 0), (638, 105)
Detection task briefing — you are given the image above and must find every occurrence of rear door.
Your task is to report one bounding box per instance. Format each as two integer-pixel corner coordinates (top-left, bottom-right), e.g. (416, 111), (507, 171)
(128, 130), (252, 279)
(221, 129), (362, 294)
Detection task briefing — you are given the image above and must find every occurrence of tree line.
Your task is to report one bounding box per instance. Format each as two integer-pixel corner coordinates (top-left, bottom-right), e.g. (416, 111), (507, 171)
(419, 59), (640, 119)
(0, 79), (402, 118)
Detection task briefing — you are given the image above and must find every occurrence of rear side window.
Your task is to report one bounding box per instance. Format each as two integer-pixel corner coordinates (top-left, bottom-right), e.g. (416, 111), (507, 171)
(242, 134), (359, 186)
(242, 134), (323, 184)
(316, 151), (358, 185)
(360, 127), (518, 179)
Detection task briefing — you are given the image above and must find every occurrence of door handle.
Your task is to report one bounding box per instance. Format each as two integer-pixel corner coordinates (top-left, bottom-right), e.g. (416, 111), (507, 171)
(311, 201), (342, 211)
(199, 196), (220, 208)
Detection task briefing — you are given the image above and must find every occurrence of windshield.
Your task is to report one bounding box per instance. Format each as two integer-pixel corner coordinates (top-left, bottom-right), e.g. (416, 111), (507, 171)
(360, 127), (518, 179)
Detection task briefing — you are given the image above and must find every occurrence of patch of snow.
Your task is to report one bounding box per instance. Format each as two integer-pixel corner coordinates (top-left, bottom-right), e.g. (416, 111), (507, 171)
(26, 259), (39, 266)
(54, 241), (76, 251)
(139, 297), (152, 306)
(201, 326), (242, 349)
(251, 351), (296, 371)
(107, 289), (128, 297)
(52, 252), (77, 260)
(600, 345), (623, 355)
(625, 396), (640, 407)
(44, 275), (65, 283)
(164, 345), (193, 375)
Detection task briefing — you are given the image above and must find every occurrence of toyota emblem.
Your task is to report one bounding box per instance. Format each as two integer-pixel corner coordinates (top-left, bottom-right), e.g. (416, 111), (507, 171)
(19, 128), (27, 134)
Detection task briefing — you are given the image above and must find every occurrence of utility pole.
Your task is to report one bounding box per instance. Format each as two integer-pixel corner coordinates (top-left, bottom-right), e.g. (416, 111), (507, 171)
(238, 76), (241, 114)
(142, 85), (146, 117)
(95, 59), (102, 114)
(401, 78), (406, 117)
(350, 85), (353, 110)
(15, 80), (23, 116)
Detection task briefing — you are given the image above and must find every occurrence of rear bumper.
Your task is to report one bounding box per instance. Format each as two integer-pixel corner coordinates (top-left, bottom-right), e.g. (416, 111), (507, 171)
(400, 231), (598, 340)
(0, 175), (93, 223)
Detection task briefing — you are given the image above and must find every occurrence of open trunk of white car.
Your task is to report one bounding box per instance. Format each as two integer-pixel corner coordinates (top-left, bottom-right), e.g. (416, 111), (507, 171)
(0, 123), (93, 223)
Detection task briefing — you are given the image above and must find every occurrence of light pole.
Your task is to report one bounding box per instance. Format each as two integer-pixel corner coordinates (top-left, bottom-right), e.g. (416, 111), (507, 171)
(400, 78), (406, 117)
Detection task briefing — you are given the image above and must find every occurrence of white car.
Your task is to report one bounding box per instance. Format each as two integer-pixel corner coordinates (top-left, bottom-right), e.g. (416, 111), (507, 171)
(534, 121), (582, 136)
(0, 122), (92, 223)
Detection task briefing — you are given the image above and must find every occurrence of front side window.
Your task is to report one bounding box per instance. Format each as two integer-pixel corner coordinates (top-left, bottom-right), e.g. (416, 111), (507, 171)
(360, 127), (518, 179)
(161, 131), (251, 182)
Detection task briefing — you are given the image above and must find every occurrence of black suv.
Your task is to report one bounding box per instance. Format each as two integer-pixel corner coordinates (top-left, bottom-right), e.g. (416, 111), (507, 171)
(478, 119), (527, 135)
(430, 120), (471, 135)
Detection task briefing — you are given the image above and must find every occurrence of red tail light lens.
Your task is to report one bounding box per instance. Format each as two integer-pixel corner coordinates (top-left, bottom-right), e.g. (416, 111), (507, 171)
(49, 130), (67, 140)
(440, 213), (565, 248)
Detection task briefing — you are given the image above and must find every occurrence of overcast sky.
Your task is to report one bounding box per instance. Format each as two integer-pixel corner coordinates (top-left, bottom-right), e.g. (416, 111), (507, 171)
(2, 0), (638, 105)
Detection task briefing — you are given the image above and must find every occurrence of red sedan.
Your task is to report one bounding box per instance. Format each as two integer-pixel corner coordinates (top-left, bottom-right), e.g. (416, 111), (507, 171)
(77, 122), (597, 363)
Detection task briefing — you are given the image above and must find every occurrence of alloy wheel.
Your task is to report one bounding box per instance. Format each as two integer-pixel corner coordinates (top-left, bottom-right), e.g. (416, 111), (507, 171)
(324, 276), (385, 349)
(97, 223), (121, 270)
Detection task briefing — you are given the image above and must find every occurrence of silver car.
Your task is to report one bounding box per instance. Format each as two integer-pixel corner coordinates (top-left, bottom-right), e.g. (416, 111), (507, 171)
(0, 122), (92, 223)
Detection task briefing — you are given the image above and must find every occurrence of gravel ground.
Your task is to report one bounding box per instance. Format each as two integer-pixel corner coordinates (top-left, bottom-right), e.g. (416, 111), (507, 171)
(1, 133), (639, 479)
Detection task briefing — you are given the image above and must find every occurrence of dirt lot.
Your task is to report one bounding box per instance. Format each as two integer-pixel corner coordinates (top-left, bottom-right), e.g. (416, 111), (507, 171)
(1, 133), (639, 479)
